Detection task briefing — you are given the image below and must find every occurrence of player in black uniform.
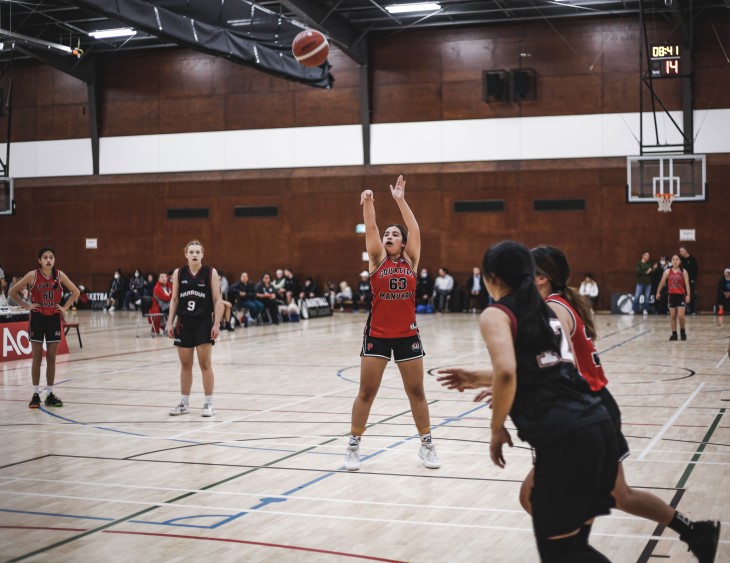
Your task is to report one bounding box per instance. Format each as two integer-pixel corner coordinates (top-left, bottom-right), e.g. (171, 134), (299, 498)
(481, 241), (617, 562)
(167, 240), (224, 417)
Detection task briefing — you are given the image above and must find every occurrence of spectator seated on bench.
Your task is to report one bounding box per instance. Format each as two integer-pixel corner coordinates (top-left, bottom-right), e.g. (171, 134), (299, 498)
(147, 273), (173, 335)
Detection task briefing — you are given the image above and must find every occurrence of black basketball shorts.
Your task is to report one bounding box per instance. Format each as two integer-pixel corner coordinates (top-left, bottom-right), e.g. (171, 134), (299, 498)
(174, 316), (214, 348)
(29, 313), (62, 344)
(530, 419), (618, 538)
(361, 334), (425, 362)
(668, 294), (687, 308)
(596, 387), (630, 462)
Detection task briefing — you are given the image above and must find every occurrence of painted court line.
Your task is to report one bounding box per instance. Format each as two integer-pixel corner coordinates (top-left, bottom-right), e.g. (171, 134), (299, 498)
(3, 494), (726, 545)
(716, 353), (728, 369)
(637, 382), (705, 461)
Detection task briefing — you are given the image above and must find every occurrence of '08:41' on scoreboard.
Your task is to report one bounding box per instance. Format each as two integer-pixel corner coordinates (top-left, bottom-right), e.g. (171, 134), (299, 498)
(650, 44), (682, 78)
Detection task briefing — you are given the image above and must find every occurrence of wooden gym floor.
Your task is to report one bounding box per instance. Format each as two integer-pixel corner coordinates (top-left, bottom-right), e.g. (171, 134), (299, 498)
(0, 310), (728, 562)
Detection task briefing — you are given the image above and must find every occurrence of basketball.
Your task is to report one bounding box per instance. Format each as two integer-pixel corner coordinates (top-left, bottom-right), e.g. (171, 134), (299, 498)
(292, 30), (329, 67)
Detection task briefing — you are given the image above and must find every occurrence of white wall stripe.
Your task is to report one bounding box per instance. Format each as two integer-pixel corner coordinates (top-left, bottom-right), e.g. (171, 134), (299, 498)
(2, 110), (729, 179)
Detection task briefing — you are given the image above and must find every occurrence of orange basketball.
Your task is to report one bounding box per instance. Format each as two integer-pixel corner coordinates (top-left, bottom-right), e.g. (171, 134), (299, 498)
(292, 30), (329, 67)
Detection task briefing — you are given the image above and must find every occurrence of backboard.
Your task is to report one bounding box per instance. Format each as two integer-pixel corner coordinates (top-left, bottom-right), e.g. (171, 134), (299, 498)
(627, 155), (706, 203)
(0, 177), (13, 216)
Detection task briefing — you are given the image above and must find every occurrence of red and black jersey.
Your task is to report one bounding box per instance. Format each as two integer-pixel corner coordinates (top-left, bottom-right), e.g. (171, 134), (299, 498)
(546, 294), (608, 392)
(30, 268), (63, 316)
(366, 256), (417, 338)
(490, 294), (608, 449)
(667, 269), (686, 295)
(176, 265), (214, 318)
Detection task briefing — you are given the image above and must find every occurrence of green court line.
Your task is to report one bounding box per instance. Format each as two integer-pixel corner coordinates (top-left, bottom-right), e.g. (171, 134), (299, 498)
(675, 408), (725, 489)
(10, 396), (436, 560)
(8, 439), (336, 561)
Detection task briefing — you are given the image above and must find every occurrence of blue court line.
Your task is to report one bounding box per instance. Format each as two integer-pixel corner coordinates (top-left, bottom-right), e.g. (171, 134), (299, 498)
(2, 401), (488, 531)
(39, 407), (147, 437)
(37, 407), (297, 453)
(127, 401), (489, 529)
(597, 330), (651, 355)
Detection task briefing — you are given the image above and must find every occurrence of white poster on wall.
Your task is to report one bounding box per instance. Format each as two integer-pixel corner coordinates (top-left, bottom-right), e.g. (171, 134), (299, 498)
(679, 229), (695, 241)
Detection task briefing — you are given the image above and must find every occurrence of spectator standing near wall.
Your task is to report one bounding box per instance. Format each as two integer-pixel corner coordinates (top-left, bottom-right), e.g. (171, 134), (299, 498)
(716, 268), (730, 315)
(633, 251), (655, 315)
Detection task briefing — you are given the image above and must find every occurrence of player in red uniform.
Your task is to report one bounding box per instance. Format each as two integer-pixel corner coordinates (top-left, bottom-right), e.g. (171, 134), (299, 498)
(655, 254), (691, 341)
(8, 247), (80, 409)
(438, 246), (719, 563)
(343, 175), (440, 471)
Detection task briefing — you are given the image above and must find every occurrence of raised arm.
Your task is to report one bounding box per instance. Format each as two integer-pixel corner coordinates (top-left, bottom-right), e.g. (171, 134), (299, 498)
(390, 175), (421, 270)
(361, 189), (386, 271)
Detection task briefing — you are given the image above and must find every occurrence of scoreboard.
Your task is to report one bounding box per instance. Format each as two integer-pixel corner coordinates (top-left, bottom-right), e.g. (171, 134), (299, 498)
(649, 44), (682, 78)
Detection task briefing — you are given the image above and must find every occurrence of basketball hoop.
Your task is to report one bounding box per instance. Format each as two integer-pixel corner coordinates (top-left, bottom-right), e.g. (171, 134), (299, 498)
(655, 193), (674, 212)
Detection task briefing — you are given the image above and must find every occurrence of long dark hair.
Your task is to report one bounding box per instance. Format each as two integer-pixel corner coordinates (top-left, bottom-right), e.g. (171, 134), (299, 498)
(37, 246), (58, 281)
(531, 245), (597, 340)
(482, 240), (555, 353)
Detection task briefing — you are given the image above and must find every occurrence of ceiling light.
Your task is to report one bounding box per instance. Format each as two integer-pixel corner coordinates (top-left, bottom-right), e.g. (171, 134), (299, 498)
(88, 28), (137, 39)
(385, 2), (441, 14)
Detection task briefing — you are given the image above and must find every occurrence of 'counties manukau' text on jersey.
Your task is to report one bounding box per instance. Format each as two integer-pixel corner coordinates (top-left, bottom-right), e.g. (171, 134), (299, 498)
(30, 268), (63, 316)
(176, 265), (214, 318)
(366, 256), (417, 338)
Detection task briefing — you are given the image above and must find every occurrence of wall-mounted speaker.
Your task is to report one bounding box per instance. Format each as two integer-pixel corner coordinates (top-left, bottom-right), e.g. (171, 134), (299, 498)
(482, 70), (509, 102)
(483, 69), (537, 103)
(510, 68), (537, 102)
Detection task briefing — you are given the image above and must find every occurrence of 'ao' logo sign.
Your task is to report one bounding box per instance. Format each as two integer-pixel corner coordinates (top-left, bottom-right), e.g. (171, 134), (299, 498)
(1, 322), (69, 361)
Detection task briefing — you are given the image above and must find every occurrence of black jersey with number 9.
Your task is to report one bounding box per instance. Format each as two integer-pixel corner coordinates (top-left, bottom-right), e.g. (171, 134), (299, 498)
(176, 265), (214, 318)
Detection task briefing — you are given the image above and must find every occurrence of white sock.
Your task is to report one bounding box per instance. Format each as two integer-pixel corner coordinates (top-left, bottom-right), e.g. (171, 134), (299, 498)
(33, 386), (40, 394)
(204, 395), (213, 403)
(420, 433), (432, 445)
(46, 386), (53, 395)
(181, 395), (190, 404)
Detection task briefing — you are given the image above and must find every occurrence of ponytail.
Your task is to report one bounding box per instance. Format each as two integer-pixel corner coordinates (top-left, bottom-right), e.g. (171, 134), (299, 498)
(531, 244), (597, 339)
(563, 286), (597, 340)
(483, 241), (556, 354)
(516, 275), (556, 352)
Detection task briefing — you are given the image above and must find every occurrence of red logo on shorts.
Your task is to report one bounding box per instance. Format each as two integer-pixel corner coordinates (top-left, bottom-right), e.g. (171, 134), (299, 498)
(412, 342), (420, 350)
(367, 343), (374, 350)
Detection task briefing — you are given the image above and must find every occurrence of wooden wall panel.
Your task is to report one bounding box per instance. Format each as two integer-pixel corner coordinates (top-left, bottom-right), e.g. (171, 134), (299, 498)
(3, 157), (729, 311)
(3, 13), (726, 142)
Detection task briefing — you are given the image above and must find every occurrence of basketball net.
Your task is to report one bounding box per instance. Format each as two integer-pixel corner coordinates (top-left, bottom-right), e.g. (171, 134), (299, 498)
(655, 193), (674, 213)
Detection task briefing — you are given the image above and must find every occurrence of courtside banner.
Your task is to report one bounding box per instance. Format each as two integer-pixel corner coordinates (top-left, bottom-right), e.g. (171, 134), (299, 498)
(1, 321), (69, 362)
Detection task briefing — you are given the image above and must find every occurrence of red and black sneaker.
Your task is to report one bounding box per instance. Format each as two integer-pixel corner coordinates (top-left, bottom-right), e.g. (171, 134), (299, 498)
(29, 393), (41, 409)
